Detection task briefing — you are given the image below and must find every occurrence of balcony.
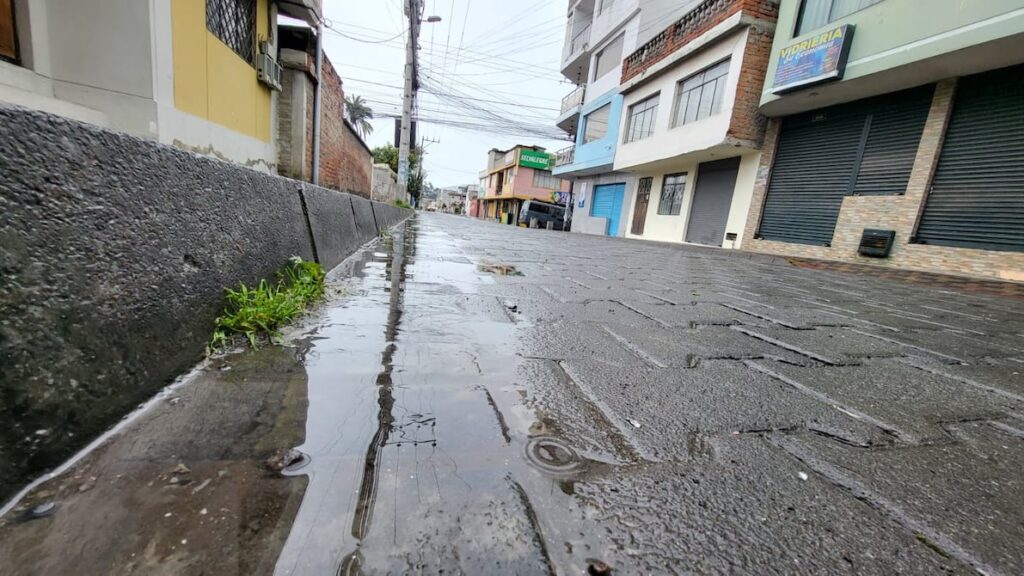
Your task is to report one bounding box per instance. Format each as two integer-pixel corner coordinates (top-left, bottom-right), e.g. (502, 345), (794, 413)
(560, 85), (586, 114)
(554, 145), (575, 168)
(555, 85), (586, 135)
(561, 21), (592, 81)
(569, 24), (591, 55)
(622, 0), (755, 84)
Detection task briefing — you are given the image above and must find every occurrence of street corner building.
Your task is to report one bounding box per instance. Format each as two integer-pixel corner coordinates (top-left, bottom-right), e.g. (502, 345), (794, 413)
(742, 0), (1024, 282)
(554, 0), (780, 246)
(478, 145), (571, 226)
(0, 0), (374, 197)
(552, 0), (1024, 281)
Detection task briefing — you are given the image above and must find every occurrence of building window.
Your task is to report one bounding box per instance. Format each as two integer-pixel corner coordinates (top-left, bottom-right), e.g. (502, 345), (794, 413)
(796, 0), (884, 35)
(532, 170), (562, 189)
(625, 94), (659, 143)
(657, 173), (687, 215)
(207, 0), (257, 64)
(672, 59), (730, 127)
(592, 34), (624, 81)
(583, 104), (611, 144)
(598, 0), (616, 15)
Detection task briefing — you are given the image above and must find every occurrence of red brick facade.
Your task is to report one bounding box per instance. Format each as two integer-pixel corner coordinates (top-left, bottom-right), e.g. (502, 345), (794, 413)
(277, 52), (372, 197)
(621, 0), (779, 84)
(727, 24), (775, 147)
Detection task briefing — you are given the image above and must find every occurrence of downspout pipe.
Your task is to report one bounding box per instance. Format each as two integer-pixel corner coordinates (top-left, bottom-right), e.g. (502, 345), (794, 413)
(311, 20), (324, 186)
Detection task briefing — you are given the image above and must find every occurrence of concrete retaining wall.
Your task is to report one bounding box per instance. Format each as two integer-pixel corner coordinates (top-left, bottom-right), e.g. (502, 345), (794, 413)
(0, 106), (411, 501)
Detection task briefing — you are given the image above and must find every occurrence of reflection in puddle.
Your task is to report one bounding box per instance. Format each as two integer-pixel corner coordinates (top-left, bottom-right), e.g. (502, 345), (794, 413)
(275, 219), (593, 575)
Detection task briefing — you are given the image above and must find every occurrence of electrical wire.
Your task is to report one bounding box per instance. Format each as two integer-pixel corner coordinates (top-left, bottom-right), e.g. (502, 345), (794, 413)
(323, 25), (406, 44)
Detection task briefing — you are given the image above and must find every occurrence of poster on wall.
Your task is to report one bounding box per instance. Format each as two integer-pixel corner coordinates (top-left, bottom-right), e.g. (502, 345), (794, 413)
(772, 25), (854, 94)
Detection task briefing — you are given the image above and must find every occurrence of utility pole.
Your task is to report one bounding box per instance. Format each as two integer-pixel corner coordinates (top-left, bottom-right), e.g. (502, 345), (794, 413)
(398, 0), (420, 200)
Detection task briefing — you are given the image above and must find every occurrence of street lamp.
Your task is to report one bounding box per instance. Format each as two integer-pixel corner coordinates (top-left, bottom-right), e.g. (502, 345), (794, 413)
(424, 15), (442, 23)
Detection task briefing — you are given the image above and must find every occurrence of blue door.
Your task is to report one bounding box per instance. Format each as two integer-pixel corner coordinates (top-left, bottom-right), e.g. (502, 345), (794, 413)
(591, 183), (626, 237)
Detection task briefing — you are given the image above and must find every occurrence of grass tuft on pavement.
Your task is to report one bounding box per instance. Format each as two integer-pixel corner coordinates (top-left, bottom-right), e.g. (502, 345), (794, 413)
(211, 256), (325, 349)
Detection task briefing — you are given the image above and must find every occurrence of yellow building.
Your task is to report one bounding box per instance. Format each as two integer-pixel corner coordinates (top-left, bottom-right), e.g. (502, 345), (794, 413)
(0, 0), (320, 170)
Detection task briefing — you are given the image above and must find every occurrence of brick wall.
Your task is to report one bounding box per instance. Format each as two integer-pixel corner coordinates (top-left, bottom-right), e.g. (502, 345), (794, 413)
(740, 79), (1024, 281)
(277, 54), (371, 197)
(727, 24), (774, 147)
(337, 120), (372, 196)
(622, 0), (779, 84)
(317, 59), (372, 197)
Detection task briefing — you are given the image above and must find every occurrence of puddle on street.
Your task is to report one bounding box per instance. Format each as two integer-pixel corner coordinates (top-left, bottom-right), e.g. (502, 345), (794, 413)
(274, 219), (597, 575)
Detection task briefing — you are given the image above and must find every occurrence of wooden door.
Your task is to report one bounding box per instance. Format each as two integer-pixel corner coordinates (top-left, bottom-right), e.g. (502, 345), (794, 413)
(630, 177), (652, 235)
(0, 0), (15, 62)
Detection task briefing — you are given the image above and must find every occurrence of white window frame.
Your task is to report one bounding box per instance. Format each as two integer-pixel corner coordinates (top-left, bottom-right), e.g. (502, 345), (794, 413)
(671, 59), (731, 128)
(624, 93), (659, 143)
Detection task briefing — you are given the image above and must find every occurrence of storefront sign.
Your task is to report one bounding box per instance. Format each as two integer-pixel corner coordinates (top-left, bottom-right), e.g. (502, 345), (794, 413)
(550, 191), (570, 205)
(772, 25), (854, 94)
(519, 149), (555, 170)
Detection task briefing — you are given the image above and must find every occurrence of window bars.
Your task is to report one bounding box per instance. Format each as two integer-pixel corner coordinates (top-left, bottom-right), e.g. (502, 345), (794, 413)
(207, 0), (257, 64)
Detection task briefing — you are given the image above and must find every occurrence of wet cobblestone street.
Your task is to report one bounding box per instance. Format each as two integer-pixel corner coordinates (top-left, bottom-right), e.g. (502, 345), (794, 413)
(2, 212), (1022, 575)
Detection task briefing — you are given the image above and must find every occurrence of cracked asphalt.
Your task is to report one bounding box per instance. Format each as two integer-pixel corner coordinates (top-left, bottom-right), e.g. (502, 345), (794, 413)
(2, 212), (1022, 575)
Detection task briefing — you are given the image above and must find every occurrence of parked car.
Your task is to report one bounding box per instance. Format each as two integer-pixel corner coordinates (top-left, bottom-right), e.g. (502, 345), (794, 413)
(518, 200), (566, 231)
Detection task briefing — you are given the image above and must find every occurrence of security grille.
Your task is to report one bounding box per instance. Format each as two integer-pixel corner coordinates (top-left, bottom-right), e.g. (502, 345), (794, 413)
(757, 85), (933, 246)
(914, 64), (1024, 252)
(207, 0), (256, 64)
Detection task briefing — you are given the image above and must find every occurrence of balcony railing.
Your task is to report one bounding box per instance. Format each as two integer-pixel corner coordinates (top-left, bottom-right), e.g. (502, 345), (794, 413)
(622, 0), (753, 82)
(555, 145), (575, 167)
(567, 23), (591, 59)
(560, 85), (586, 114)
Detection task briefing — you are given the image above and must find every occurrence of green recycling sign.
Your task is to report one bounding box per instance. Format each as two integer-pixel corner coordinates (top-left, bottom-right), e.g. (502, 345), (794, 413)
(519, 149), (554, 170)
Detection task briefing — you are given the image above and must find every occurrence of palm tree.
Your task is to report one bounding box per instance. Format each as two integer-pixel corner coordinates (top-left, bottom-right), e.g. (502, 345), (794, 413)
(345, 94), (374, 139)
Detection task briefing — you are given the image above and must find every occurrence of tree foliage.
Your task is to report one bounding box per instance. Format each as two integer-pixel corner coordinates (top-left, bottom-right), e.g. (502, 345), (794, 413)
(344, 94), (374, 139)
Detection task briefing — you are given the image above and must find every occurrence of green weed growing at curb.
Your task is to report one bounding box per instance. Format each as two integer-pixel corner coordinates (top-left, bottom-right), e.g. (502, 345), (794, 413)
(210, 256), (325, 349)
(393, 199), (411, 209)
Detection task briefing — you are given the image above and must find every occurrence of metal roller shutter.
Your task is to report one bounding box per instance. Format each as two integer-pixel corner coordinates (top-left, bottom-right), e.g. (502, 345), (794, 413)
(852, 87), (934, 196)
(915, 65), (1024, 252)
(756, 108), (864, 246)
(686, 157), (740, 246)
(757, 86), (934, 245)
(592, 186), (615, 219)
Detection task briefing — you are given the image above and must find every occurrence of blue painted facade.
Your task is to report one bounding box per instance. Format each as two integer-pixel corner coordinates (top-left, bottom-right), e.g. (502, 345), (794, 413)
(553, 89), (624, 177)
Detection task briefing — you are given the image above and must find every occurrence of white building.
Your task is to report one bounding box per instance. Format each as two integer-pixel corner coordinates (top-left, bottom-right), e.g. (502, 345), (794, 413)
(554, 0), (698, 237)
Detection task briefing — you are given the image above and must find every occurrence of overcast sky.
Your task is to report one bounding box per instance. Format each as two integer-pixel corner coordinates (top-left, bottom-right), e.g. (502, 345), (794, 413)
(320, 0), (574, 187)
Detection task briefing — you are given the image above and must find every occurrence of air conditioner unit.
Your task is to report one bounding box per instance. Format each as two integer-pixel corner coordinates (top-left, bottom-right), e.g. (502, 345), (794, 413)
(257, 53), (283, 91)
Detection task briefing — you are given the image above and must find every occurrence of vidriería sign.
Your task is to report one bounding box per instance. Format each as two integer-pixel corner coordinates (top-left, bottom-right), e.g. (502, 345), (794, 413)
(773, 25), (854, 94)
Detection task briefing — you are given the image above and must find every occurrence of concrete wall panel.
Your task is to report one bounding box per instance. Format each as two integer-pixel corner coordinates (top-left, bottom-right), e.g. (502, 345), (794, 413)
(350, 196), (378, 242)
(302, 185), (359, 273)
(0, 106), (409, 501)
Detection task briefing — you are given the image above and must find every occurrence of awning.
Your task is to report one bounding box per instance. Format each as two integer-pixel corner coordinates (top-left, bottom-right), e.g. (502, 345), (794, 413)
(276, 0), (320, 27)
